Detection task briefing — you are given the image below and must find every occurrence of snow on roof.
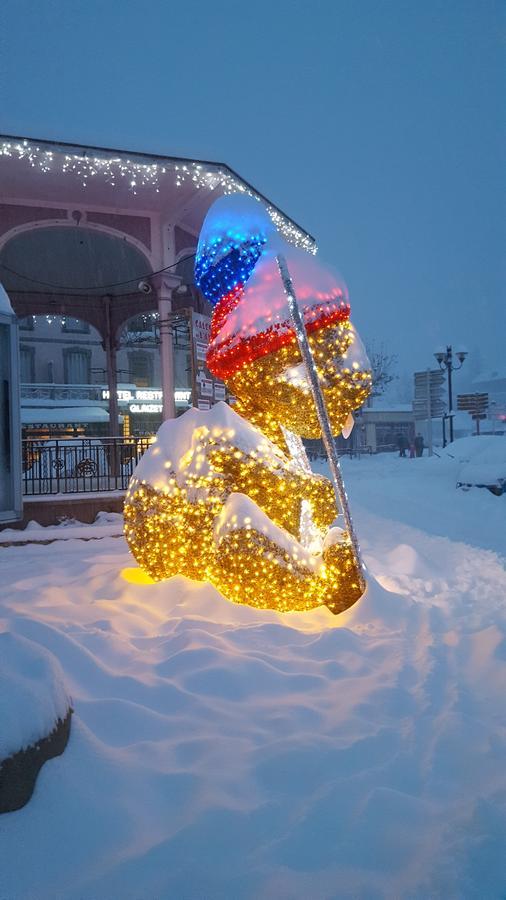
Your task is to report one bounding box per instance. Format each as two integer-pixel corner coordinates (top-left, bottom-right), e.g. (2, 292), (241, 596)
(21, 406), (110, 424)
(22, 398), (108, 408)
(365, 402), (413, 413)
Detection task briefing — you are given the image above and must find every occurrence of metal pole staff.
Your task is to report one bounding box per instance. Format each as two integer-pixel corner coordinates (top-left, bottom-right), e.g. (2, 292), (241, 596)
(276, 254), (365, 588)
(447, 345), (454, 444)
(426, 368), (433, 457)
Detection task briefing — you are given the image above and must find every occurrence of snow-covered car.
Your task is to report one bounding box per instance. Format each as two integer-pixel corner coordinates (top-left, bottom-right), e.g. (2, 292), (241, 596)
(448, 436), (506, 495)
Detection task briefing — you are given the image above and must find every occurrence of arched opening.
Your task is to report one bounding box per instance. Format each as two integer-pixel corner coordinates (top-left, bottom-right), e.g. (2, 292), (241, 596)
(0, 225), (152, 297)
(116, 310), (193, 435)
(0, 226), (154, 437)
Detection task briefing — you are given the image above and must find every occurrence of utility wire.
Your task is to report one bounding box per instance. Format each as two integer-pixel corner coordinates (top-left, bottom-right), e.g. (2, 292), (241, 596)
(0, 252), (196, 293)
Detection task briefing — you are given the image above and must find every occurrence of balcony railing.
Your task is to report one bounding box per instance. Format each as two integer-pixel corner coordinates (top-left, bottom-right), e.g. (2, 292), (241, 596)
(22, 436), (152, 496)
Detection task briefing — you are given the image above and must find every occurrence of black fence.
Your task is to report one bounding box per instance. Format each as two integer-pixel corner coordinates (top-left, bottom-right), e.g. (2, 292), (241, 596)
(22, 437), (152, 496)
(21, 435), (375, 497)
(304, 441), (373, 462)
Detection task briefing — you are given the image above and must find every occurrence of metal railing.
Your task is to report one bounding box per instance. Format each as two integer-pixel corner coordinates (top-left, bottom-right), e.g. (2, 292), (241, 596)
(21, 434), (377, 498)
(305, 442), (373, 462)
(22, 436), (152, 496)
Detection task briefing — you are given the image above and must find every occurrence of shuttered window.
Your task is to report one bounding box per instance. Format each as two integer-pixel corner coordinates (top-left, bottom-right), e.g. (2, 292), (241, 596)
(20, 346), (35, 383)
(64, 349), (91, 384)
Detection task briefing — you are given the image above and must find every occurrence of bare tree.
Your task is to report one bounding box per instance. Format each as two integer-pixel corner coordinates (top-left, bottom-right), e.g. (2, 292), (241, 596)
(396, 370), (413, 403)
(365, 342), (398, 400)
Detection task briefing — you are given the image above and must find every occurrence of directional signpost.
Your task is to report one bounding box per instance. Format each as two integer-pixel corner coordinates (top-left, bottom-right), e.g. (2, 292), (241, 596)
(413, 369), (446, 455)
(457, 393), (489, 435)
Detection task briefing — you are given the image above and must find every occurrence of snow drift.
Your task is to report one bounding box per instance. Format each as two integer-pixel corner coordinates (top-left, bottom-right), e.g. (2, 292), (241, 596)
(0, 452), (505, 898)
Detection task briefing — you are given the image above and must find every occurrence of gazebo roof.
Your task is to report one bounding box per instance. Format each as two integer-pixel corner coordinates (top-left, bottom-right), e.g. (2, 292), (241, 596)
(0, 134), (316, 252)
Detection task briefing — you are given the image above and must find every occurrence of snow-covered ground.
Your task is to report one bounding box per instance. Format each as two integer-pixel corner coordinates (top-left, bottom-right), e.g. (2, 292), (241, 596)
(1, 451), (505, 899)
(0, 511), (123, 545)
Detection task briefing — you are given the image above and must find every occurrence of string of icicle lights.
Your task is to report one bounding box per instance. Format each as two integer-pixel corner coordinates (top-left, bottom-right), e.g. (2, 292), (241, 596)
(0, 139), (316, 254)
(23, 311), (160, 328)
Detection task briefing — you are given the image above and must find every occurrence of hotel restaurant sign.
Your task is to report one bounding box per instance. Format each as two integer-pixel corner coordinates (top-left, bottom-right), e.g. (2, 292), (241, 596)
(102, 309), (227, 415)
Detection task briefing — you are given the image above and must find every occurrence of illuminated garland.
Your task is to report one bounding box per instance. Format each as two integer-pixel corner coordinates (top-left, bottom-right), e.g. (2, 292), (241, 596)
(194, 194), (274, 305)
(207, 295), (351, 380)
(21, 311), (159, 329)
(208, 284), (245, 341)
(228, 322), (371, 440)
(125, 193), (372, 615)
(0, 139), (316, 253)
(124, 418), (364, 612)
(194, 236), (265, 306)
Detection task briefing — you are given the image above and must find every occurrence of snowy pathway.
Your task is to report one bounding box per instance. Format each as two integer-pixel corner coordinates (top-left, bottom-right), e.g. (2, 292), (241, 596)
(0, 455), (505, 899)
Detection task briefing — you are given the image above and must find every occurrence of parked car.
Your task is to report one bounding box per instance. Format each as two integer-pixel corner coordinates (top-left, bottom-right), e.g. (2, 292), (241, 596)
(448, 436), (506, 496)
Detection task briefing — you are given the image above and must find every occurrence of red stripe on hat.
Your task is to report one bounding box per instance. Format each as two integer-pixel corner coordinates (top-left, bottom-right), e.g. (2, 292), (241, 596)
(207, 300), (351, 381)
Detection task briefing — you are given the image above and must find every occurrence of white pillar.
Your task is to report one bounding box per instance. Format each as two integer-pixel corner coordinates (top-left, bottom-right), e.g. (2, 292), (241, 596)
(158, 296), (175, 421)
(155, 274), (180, 421)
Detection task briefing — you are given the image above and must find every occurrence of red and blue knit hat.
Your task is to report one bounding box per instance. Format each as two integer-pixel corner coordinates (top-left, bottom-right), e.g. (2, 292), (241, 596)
(195, 195), (350, 381)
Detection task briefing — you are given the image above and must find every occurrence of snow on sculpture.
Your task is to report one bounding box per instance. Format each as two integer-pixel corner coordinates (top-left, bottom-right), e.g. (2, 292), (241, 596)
(124, 195), (372, 613)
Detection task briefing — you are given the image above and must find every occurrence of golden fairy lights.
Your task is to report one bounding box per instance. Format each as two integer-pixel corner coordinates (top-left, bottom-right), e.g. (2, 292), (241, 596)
(123, 412), (364, 613)
(213, 515), (364, 613)
(229, 321), (372, 446)
(124, 312), (371, 614)
(0, 139), (315, 253)
(119, 172), (372, 614)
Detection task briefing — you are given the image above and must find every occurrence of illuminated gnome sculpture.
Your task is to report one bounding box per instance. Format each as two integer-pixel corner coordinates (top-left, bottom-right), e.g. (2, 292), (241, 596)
(124, 195), (372, 613)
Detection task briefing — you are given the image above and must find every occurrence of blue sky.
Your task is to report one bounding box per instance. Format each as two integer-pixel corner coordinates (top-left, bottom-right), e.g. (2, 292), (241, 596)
(0, 0), (503, 382)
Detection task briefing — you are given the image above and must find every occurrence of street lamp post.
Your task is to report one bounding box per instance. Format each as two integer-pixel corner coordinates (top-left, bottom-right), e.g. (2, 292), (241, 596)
(434, 345), (468, 445)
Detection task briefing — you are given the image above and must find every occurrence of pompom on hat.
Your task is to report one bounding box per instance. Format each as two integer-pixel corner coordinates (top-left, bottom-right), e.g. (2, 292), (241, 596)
(195, 195), (351, 382)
